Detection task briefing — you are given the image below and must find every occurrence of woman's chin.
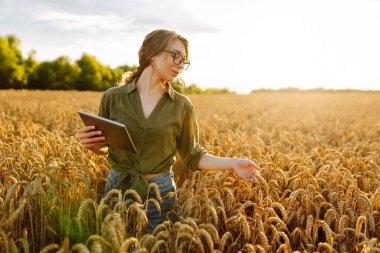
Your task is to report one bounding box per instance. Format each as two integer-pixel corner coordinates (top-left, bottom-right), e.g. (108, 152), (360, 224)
(166, 76), (175, 82)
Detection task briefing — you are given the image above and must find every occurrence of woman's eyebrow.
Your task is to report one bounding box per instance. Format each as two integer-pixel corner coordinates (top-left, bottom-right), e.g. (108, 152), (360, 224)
(170, 49), (186, 57)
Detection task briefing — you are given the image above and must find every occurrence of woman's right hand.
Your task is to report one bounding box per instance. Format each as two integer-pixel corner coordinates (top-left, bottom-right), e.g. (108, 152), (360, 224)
(78, 125), (108, 154)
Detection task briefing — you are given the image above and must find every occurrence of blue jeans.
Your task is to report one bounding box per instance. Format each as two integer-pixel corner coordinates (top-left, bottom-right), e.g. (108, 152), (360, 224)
(103, 169), (178, 234)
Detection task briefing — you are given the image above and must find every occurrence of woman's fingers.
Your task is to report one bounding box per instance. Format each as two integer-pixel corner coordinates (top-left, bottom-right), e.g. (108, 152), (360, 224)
(78, 126), (108, 151)
(78, 126), (102, 139)
(80, 135), (105, 144)
(79, 130), (104, 140)
(79, 125), (95, 133)
(236, 159), (261, 184)
(252, 177), (259, 184)
(83, 141), (107, 148)
(246, 170), (260, 184)
(245, 177), (258, 184)
(250, 160), (260, 170)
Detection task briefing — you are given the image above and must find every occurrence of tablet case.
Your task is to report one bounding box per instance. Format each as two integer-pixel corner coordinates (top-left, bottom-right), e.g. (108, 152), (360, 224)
(78, 110), (137, 153)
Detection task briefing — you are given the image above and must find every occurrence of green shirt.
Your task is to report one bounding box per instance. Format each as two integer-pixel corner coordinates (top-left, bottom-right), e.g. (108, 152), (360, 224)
(98, 79), (207, 197)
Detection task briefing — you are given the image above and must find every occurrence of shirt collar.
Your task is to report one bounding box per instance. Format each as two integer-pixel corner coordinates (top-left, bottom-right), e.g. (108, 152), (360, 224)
(125, 78), (175, 100)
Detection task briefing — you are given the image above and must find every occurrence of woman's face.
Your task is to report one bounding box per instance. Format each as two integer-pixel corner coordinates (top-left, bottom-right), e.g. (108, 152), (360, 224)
(151, 39), (187, 82)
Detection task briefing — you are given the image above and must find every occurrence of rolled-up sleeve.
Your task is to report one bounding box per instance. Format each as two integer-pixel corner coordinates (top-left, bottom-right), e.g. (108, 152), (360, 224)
(177, 98), (207, 172)
(98, 92), (109, 118)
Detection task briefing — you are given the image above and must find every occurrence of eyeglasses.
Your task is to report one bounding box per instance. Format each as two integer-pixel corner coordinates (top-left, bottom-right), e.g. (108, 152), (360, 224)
(163, 50), (190, 70)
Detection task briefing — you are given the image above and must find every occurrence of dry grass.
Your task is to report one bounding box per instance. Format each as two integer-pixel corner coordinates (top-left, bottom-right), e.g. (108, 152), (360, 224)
(0, 90), (380, 252)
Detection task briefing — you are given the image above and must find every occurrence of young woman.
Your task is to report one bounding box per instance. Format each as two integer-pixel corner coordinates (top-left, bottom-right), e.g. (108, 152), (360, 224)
(78, 29), (260, 233)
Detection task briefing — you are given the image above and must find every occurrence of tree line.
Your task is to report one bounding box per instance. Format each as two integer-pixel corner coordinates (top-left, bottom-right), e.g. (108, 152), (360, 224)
(0, 34), (137, 90)
(0, 34), (233, 94)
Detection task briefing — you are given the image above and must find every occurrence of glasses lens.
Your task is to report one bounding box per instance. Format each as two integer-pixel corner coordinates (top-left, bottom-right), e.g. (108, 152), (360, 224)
(173, 53), (183, 65)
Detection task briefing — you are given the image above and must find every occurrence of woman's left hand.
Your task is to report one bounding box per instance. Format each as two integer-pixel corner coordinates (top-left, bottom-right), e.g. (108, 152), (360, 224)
(231, 158), (261, 183)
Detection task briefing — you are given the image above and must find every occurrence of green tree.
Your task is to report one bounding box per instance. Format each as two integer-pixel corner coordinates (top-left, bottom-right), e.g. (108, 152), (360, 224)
(111, 68), (124, 86)
(76, 53), (114, 90)
(183, 83), (203, 94)
(28, 61), (56, 89)
(204, 87), (232, 94)
(76, 54), (102, 90)
(24, 50), (37, 89)
(52, 56), (80, 89)
(171, 77), (186, 93)
(29, 56), (80, 89)
(114, 64), (138, 73)
(0, 35), (26, 89)
(96, 64), (113, 90)
(112, 64), (138, 86)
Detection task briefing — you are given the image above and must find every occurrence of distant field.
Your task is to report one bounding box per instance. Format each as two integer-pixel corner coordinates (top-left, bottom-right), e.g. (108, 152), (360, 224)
(1, 90), (379, 252)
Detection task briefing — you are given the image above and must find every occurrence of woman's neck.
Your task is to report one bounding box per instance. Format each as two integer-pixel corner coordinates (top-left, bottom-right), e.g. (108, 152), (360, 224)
(137, 66), (167, 96)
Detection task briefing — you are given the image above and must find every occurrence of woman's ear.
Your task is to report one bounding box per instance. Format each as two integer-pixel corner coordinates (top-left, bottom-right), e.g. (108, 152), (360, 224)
(150, 56), (156, 64)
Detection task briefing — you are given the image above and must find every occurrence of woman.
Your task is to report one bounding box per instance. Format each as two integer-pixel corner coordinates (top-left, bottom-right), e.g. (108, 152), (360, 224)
(78, 29), (260, 233)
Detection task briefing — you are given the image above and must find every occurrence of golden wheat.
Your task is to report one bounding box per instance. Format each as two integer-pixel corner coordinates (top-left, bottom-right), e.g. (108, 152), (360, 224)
(1, 90), (380, 252)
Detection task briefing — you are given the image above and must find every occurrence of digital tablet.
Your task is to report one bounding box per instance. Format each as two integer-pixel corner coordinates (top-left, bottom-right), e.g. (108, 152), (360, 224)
(78, 110), (137, 153)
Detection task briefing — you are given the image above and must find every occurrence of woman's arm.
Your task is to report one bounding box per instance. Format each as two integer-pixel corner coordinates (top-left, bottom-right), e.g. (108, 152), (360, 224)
(198, 153), (260, 183)
(176, 98), (260, 182)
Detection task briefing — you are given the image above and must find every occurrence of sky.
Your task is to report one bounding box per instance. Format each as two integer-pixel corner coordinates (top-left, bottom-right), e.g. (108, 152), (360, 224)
(1, 0), (380, 94)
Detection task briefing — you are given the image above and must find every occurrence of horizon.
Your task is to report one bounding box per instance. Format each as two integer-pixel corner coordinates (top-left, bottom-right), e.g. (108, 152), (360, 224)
(1, 0), (380, 94)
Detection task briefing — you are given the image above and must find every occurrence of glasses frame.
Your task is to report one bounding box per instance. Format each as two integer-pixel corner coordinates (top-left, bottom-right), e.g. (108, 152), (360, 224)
(163, 50), (190, 70)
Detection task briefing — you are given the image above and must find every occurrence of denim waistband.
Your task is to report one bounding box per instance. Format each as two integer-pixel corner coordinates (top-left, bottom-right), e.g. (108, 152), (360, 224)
(109, 169), (173, 184)
(147, 170), (173, 184)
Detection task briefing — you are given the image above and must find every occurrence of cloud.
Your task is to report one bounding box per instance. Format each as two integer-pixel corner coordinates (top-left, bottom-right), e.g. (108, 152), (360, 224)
(33, 11), (134, 34)
(0, 0), (219, 67)
(0, 0), (219, 36)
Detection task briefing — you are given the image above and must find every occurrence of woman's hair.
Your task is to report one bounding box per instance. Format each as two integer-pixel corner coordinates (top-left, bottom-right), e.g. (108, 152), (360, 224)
(122, 29), (189, 85)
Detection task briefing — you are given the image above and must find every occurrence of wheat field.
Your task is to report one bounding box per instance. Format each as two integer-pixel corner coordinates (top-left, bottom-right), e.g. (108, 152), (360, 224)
(0, 90), (380, 252)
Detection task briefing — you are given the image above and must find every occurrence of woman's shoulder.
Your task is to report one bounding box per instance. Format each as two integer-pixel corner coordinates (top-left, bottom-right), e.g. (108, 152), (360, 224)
(172, 90), (194, 111)
(102, 84), (129, 97)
